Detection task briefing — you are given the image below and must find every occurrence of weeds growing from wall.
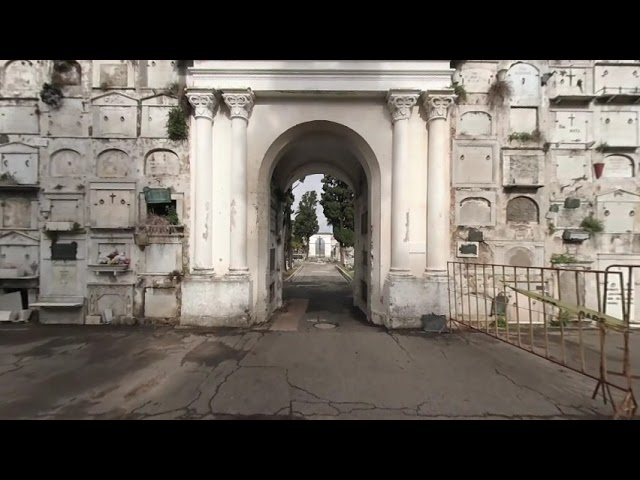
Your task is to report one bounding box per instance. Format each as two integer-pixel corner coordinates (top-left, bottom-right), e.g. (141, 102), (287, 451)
(166, 107), (189, 141)
(487, 79), (512, 106)
(580, 215), (604, 233)
(40, 83), (64, 109)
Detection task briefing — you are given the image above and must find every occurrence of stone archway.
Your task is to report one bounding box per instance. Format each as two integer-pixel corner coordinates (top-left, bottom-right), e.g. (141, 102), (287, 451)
(255, 121), (382, 325)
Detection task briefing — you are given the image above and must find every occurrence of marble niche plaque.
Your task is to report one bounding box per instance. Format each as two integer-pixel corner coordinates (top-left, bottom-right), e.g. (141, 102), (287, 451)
(0, 142), (39, 184)
(0, 105), (39, 134)
(96, 149), (131, 178)
(91, 93), (138, 138)
(141, 94), (177, 138)
(602, 155), (635, 178)
(458, 111), (492, 136)
(553, 111), (591, 144)
(507, 63), (541, 106)
(599, 111), (639, 147)
(596, 189), (640, 234)
(144, 149), (180, 176)
(453, 143), (496, 186)
(50, 149), (83, 178)
(89, 182), (136, 229)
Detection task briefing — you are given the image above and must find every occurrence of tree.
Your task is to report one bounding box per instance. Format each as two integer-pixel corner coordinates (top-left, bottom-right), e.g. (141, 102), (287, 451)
(273, 178), (306, 271)
(320, 175), (355, 265)
(292, 191), (319, 259)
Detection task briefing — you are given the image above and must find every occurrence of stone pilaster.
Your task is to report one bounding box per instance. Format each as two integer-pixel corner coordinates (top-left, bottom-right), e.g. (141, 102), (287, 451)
(187, 92), (218, 272)
(387, 90), (420, 276)
(424, 91), (455, 274)
(222, 89), (255, 276)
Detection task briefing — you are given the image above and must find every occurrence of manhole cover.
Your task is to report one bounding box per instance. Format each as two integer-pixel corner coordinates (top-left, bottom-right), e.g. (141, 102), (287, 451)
(314, 322), (337, 330)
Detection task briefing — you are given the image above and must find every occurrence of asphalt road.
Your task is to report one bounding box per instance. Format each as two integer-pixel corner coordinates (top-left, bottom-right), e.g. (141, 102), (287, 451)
(0, 262), (633, 420)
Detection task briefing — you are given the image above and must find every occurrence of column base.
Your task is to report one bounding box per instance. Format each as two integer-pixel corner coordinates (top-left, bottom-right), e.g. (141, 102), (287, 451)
(227, 267), (250, 277)
(180, 274), (252, 328)
(388, 268), (413, 277)
(192, 268), (215, 275)
(383, 272), (449, 330)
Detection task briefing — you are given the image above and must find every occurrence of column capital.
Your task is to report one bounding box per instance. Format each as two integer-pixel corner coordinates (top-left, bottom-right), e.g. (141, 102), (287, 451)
(423, 90), (456, 122)
(222, 89), (255, 121)
(387, 90), (421, 123)
(187, 91), (218, 120)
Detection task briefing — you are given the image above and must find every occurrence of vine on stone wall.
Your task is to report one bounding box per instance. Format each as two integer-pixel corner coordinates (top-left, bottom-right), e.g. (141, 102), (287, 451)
(166, 106), (189, 141)
(40, 82), (64, 109)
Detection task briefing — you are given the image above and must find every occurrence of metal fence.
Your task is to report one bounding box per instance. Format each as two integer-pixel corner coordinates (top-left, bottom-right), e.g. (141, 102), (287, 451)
(447, 261), (638, 419)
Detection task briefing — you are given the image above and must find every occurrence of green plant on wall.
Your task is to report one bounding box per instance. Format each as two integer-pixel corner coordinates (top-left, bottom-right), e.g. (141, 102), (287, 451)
(551, 253), (578, 264)
(40, 83), (63, 109)
(580, 215), (604, 233)
(487, 79), (513, 106)
(166, 206), (180, 225)
(595, 142), (609, 153)
(509, 129), (543, 143)
(449, 83), (467, 104)
(166, 107), (189, 141)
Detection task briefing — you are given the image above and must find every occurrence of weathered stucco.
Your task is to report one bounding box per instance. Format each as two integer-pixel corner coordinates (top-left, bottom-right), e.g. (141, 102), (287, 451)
(2, 60), (639, 328)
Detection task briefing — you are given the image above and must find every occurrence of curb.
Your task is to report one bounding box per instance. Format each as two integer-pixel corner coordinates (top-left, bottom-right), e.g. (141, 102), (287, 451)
(335, 264), (354, 282)
(284, 264), (304, 282)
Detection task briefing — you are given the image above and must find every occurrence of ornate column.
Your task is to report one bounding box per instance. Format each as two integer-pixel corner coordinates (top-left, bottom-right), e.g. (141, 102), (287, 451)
(187, 92), (218, 273)
(222, 89), (255, 276)
(424, 91), (456, 273)
(387, 90), (420, 276)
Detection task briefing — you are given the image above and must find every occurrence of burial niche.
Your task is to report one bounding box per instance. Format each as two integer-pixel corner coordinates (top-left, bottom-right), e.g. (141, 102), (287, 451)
(96, 149), (130, 178)
(603, 154), (635, 178)
(506, 246), (534, 267)
(50, 149), (82, 177)
(459, 111), (492, 136)
(507, 196), (539, 223)
(459, 197), (492, 224)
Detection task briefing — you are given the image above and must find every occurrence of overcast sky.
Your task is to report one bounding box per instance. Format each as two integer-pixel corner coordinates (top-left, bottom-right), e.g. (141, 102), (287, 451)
(291, 174), (330, 233)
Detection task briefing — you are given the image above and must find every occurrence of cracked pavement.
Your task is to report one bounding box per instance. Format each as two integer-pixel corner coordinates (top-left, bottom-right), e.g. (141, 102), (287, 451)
(0, 262), (635, 420)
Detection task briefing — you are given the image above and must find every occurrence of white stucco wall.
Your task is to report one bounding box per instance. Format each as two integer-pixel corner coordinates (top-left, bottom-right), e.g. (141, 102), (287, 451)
(199, 96), (442, 323)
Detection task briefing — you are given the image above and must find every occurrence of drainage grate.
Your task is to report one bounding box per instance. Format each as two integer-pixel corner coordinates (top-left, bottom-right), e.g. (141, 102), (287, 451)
(314, 322), (337, 330)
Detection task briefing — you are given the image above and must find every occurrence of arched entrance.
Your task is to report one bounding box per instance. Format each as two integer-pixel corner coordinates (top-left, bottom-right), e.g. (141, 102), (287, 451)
(255, 121), (382, 325)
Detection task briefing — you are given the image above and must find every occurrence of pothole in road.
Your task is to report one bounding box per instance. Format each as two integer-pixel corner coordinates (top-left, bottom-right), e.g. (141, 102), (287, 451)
(314, 322), (338, 330)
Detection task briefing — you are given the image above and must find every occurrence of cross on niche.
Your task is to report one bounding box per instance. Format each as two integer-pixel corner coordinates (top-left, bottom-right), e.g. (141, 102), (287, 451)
(109, 192), (117, 203)
(568, 114), (576, 126)
(566, 70), (576, 86)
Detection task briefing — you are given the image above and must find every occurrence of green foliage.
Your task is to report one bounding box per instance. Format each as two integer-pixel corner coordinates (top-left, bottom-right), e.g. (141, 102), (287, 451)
(509, 129), (543, 143)
(450, 83), (467, 104)
(595, 142), (609, 153)
(487, 79), (512, 106)
(580, 215), (604, 233)
(551, 253), (578, 264)
(166, 107), (189, 141)
(40, 83), (63, 108)
(320, 175), (355, 250)
(290, 237), (304, 252)
(293, 191), (319, 257)
(166, 206), (180, 225)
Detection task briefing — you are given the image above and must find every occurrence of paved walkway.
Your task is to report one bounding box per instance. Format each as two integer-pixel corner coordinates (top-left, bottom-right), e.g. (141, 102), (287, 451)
(0, 262), (633, 420)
